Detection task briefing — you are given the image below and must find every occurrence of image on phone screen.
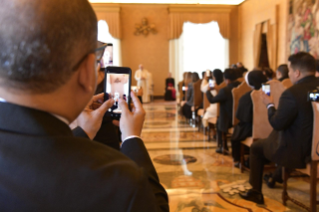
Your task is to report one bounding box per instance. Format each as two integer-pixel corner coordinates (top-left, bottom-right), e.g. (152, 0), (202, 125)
(105, 73), (130, 117)
(262, 84), (270, 96)
(209, 79), (215, 88)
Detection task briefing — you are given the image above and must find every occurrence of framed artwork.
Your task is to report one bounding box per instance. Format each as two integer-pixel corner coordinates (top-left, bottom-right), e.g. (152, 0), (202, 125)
(287, 0), (319, 58)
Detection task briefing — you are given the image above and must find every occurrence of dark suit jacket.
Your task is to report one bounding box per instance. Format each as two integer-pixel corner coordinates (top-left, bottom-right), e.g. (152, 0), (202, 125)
(185, 83), (194, 106)
(231, 90), (253, 142)
(206, 81), (241, 132)
(0, 102), (169, 211)
(264, 76), (319, 169)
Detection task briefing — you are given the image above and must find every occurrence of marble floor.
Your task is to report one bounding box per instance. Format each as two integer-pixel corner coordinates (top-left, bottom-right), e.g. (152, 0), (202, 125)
(142, 100), (318, 212)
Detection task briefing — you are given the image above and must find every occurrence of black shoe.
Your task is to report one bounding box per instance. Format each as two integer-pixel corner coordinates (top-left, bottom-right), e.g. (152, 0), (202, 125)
(239, 189), (264, 204)
(263, 173), (276, 188)
(234, 162), (240, 168)
(216, 147), (223, 154)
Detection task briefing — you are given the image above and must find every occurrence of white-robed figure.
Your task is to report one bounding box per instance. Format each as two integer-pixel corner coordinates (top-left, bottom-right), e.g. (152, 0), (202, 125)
(135, 64), (151, 103)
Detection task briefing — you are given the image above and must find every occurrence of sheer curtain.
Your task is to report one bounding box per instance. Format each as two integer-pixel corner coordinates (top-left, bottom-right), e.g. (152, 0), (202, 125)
(169, 21), (229, 85)
(98, 20), (122, 66)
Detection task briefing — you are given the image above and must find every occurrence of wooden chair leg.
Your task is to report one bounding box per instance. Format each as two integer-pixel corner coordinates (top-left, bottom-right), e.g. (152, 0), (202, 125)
(310, 161), (317, 212)
(240, 144), (245, 173)
(282, 167), (289, 206)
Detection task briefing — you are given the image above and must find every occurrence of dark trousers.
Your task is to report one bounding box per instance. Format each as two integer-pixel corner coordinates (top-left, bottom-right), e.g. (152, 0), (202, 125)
(249, 138), (271, 192)
(231, 139), (241, 161)
(216, 119), (228, 149)
(182, 104), (192, 119)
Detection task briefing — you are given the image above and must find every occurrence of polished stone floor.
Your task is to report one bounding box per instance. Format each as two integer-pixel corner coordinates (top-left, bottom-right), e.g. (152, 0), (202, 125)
(142, 100), (318, 212)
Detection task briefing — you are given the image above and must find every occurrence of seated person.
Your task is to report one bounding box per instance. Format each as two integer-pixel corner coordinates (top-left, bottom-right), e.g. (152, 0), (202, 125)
(262, 67), (274, 80)
(200, 69), (224, 127)
(231, 70), (267, 167)
(164, 72), (176, 101)
(181, 72), (200, 119)
(276, 64), (289, 82)
(0, 0), (169, 210)
(240, 52), (319, 204)
(206, 69), (241, 154)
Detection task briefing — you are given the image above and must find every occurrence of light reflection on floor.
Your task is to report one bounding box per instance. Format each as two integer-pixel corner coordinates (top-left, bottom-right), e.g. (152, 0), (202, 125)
(142, 100), (318, 212)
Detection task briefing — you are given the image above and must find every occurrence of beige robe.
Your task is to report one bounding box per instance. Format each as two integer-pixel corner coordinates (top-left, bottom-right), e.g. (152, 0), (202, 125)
(135, 69), (151, 103)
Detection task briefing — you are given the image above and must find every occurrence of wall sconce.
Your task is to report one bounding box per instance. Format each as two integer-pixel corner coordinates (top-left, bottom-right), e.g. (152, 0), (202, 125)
(134, 18), (157, 36)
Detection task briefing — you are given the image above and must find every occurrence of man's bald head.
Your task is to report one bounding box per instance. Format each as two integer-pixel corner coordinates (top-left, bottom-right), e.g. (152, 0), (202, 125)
(0, 0), (97, 93)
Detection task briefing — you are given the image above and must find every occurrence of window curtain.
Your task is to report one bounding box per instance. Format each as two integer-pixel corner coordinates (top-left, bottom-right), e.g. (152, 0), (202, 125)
(168, 12), (230, 40)
(93, 5), (122, 66)
(253, 23), (262, 68)
(169, 37), (184, 87)
(168, 6), (232, 90)
(266, 20), (277, 71)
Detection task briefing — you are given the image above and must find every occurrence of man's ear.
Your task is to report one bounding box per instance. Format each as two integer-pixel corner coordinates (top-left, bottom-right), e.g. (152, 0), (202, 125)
(77, 54), (96, 93)
(295, 69), (301, 78)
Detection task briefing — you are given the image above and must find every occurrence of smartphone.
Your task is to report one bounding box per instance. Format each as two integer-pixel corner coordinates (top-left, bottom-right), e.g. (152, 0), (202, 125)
(308, 90), (319, 102)
(262, 84), (271, 96)
(209, 79), (215, 88)
(104, 66), (132, 119)
(182, 86), (187, 91)
(103, 44), (113, 67)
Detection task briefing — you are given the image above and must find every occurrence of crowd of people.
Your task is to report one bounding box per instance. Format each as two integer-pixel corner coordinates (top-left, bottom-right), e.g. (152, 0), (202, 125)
(179, 53), (319, 204)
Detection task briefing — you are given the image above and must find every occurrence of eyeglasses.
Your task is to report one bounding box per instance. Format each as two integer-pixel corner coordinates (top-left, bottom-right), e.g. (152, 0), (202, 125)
(72, 41), (108, 71)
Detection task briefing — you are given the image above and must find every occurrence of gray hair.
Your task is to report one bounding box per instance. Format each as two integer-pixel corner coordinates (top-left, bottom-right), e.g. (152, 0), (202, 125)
(0, 0), (97, 93)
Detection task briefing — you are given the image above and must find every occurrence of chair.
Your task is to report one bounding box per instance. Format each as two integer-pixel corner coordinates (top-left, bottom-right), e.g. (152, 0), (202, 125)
(240, 89), (273, 172)
(282, 102), (319, 212)
(282, 78), (293, 88)
(177, 81), (184, 105)
(197, 88), (210, 133)
(192, 79), (203, 128)
(232, 81), (252, 126)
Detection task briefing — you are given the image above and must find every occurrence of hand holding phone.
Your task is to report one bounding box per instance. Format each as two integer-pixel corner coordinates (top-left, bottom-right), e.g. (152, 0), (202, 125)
(118, 92), (145, 140)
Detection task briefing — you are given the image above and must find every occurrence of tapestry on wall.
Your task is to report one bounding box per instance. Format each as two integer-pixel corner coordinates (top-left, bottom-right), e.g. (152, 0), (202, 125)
(288, 0), (319, 58)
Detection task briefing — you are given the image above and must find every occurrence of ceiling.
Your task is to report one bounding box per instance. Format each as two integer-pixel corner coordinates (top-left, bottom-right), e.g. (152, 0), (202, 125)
(89, 0), (246, 5)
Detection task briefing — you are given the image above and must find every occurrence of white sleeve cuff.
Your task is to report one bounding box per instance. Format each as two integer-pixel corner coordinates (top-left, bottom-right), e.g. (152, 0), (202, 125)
(267, 103), (275, 110)
(121, 135), (141, 146)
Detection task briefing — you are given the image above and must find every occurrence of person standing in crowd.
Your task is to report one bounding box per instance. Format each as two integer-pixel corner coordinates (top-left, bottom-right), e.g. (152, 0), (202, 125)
(135, 64), (151, 103)
(231, 70), (267, 168)
(0, 0), (169, 210)
(181, 72), (200, 119)
(276, 64), (289, 81)
(201, 69), (224, 128)
(206, 69), (240, 154)
(240, 52), (319, 204)
(165, 72), (176, 101)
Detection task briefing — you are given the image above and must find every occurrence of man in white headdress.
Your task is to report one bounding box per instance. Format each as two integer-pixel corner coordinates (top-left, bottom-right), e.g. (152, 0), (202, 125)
(135, 64), (151, 103)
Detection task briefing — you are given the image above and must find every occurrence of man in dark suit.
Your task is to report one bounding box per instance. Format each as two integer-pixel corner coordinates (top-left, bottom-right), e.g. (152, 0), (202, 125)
(206, 69), (240, 154)
(0, 0), (169, 211)
(240, 52), (319, 204)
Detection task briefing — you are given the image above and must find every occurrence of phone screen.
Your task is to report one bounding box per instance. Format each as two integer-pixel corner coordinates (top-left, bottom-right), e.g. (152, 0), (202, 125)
(209, 79), (215, 88)
(262, 84), (270, 96)
(309, 92), (319, 102)
(104, 67), (132, 119)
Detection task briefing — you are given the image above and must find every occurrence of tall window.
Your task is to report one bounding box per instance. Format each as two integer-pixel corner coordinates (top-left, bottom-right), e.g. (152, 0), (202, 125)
(182, 21), (229, 75)
(98, 20), (122, 66)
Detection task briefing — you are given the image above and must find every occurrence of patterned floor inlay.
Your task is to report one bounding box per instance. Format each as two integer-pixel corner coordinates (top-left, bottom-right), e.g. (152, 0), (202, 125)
(153, 154), (197, 165)
(143, 100), (316, 211)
